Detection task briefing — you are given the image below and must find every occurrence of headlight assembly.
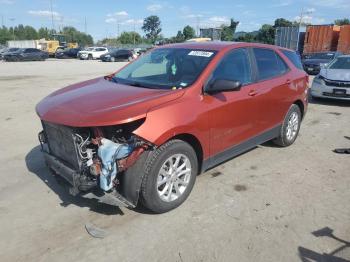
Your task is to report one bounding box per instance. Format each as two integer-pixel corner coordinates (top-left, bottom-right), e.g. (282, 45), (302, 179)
(313, 75), (325, 85)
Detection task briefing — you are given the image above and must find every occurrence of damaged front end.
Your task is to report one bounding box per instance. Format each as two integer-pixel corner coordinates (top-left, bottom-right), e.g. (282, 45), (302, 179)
(38, 119), (152, 208)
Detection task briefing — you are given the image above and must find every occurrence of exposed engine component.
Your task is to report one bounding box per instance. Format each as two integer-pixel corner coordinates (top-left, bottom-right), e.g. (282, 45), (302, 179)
(41, 119), (151, 199)
(97, 138), (133, 191)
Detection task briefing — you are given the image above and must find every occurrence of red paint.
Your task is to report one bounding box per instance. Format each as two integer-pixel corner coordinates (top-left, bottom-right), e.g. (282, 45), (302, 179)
(37, 42), (308, 161)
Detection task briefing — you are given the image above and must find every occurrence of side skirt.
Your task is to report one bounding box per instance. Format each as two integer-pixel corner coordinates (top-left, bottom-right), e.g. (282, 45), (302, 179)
(202, 125), (281, 172)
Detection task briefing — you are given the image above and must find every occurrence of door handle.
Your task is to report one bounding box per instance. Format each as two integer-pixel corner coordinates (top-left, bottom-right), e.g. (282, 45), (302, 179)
(286, 79), (291, 85)
(248, 89), (258, 96)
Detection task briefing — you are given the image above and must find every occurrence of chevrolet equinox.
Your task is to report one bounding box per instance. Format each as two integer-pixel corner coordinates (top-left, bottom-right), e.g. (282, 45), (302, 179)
(36, 42), (308, 213)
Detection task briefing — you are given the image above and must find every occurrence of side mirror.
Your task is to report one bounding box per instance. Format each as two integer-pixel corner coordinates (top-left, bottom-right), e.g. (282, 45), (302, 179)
(205, 79), (242, 94)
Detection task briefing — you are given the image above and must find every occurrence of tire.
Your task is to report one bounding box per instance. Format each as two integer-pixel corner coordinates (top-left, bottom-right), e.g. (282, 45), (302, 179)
(140, 140), (198, 213)
(128, 56), (133, 62)
(88, 54), (93, 60)
(273, 104), (302, 147)
(311, 95), (321, 101)
(110, 57), (115, 62)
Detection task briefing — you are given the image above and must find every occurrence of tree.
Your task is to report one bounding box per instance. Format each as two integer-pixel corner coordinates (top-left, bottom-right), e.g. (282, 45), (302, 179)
(61, 26), (93, 46)
(183, 25), (195, 40)
(38, 27), (51, 39)
(334, 18), (350, 26)
(274, 18), (293, 28)
(221, 18), (239, 41)
(24, 26), (38, 39)
(142, 15), (161, 42)
(175, 30), (185, 42)
(118, 31), (142, 44)
(236, 33), (256, 42)
(256, 24), (275, 44)
(0, 26), (12, 44)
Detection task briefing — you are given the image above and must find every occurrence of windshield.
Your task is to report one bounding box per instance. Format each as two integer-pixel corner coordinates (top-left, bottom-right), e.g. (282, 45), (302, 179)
(113, 48), (217, 89)
(85, 47), (94, 51)
(328, 57), (350, 70)
(307, 52), (335, 60)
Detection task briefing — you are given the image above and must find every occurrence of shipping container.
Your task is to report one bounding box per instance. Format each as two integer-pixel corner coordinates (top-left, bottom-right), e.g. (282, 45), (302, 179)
(275, 26), (306, 53)
(337, 25), (350, 54)
(7, 40), (38, 48)
(303, 25), (340, 54)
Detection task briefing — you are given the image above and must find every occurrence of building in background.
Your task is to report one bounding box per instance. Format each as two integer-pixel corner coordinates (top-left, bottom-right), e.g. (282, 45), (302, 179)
(200, 28), (222, 41)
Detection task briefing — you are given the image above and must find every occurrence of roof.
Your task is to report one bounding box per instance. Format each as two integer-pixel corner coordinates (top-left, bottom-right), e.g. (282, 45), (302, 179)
(158, 41), (284, 51)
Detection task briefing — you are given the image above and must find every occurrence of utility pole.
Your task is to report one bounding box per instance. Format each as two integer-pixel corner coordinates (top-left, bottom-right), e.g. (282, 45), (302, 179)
(1, 15), (4, 27)
(298, 8), (313, 27)
(196, 16), (200, 37)
(9, 18), (15, 40)
(50, 0), (55, 32)
(133, 22), (136, 45)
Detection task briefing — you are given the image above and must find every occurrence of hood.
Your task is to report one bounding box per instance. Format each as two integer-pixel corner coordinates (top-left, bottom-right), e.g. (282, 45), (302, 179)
(320, 69), (350, 81)
(36, 77), (184, 127)
(303, 59), (330, 65)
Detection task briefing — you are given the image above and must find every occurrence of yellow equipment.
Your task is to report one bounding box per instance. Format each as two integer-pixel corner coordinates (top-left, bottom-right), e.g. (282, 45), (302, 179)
(39, 34), (78, 56)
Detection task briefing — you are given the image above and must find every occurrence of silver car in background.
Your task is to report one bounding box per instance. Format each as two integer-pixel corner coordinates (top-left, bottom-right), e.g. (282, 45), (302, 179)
(311, 55), (350, 101)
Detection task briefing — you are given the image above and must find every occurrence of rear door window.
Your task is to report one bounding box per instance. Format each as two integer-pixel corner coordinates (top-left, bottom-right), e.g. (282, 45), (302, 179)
(212, 48), (252, 85)
(253, 48), (289, 80)
(281, 49), (303, 70)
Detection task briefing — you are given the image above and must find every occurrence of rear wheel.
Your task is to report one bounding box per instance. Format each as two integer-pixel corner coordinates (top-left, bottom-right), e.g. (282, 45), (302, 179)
(88, 54), (93, 60)
(273, 104), (301, 147)
(141, 140), (198, 213)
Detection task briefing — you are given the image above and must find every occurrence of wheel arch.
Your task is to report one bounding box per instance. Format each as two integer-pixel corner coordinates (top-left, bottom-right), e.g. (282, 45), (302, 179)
(293, 99), (305, 119)
(169, 133), (203, 174)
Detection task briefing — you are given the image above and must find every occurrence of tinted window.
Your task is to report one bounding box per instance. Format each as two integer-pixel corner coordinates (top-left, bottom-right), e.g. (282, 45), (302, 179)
(328, 57), (350, 70)
(212, 48), (252, 85)
(96, 48), (106, 52)
(24, 49), (33, 53)
(281, 50), (303, 70)
(253, 48), (289, 80)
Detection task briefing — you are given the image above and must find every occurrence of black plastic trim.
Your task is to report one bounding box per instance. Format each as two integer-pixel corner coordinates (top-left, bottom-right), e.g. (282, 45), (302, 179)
(201, 125), (281, 172)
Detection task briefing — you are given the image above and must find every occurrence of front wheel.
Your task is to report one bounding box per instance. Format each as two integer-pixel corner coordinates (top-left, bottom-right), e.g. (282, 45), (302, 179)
(273, 104), (302, 147)
(141, 140), (198, 213)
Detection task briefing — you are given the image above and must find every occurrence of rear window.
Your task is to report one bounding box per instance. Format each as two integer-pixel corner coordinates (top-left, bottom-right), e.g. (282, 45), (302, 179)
(253, 48), (289, 80)
(281, 50), (303, 70)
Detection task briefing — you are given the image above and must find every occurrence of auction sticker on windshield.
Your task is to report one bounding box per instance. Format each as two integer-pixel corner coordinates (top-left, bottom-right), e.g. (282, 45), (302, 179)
(188, 51), (213, 57)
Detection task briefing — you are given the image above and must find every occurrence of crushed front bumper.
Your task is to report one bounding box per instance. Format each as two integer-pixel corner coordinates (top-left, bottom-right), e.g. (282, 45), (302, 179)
(42, 150), (135, 208)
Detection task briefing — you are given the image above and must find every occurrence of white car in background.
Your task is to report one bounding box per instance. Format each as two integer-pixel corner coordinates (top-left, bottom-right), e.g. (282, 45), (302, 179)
(78, 47), (109, 60)
(311, 55), (350, 101)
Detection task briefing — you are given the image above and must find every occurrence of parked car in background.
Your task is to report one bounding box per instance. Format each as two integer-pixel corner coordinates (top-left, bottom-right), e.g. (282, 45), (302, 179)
(36, 42), (308, 213)
(0, 47), (20, 60)
(311, 55), (350, 100)
(55, 48), (82, 59)
(77, 47), (109, 60)
(3, 48), (49, 61)
(302, 51), (342, 75)
(100, 49), (136, 62)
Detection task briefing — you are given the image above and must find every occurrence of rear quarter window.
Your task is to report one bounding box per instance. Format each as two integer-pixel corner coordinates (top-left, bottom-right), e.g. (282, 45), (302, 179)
(281, 49), (303, 70)
(253, 48), (289, 81)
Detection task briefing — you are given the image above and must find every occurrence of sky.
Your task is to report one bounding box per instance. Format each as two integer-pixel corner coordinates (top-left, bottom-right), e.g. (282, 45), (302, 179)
(0, 0), (349, 41)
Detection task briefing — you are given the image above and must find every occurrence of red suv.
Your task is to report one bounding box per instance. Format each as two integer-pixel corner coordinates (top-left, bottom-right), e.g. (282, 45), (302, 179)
(36, 42), (308, 213)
